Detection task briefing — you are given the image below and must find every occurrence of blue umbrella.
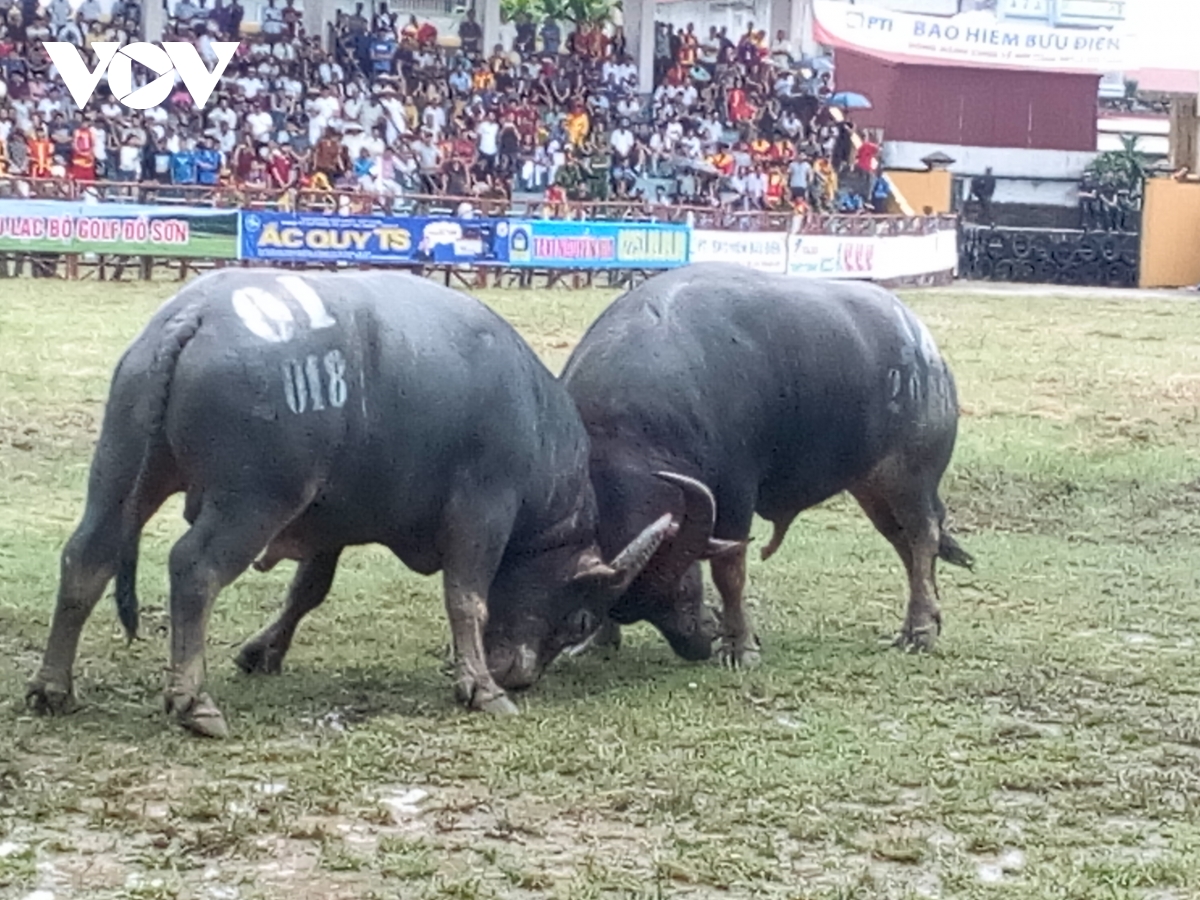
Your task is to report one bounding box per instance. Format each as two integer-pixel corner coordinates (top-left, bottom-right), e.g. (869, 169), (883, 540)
(830, 91), (873, 109)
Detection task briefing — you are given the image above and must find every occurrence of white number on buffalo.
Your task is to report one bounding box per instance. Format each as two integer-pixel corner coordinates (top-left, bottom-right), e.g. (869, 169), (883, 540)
(324, 349), (348, 407)
(232, 287), (296, 343)
(277, 276), (337, 330)
(282, 350), (349, 414)
(233, 278), (337, 342)
(282, 358), (308, 414)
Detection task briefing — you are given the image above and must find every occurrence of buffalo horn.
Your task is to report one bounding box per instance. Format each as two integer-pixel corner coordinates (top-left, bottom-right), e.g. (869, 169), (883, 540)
(575, 513), (675, 592)
(640, 471), (718, 588)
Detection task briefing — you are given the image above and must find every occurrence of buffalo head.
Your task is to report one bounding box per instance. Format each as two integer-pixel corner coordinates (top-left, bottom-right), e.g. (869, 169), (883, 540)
(603, 472), (742, 660)
(483, 472), (728, 689)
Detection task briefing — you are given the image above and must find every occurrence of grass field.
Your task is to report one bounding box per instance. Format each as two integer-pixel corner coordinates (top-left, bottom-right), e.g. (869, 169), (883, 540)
(1, 278), (1199, 900)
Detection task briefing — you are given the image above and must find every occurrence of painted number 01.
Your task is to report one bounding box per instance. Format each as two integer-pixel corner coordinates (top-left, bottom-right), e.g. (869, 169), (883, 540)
(283, 349), (348, 414)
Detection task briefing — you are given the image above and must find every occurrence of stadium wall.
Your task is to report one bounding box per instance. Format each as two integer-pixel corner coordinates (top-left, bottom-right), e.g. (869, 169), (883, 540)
(0, 200), (958, 285)
(1138, 178), (1200, 289)
(885, 170), (953, 215)
(834, 49), (1099, 151)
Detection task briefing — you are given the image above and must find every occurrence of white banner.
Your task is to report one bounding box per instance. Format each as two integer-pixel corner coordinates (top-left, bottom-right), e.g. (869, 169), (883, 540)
(812, 0), (1127, 73)
(689, 230), (788, 274)
(784, 228), (957, 281)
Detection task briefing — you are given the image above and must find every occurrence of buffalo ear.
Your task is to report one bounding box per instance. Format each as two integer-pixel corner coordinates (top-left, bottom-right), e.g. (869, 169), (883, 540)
(571, 551), (622, 587)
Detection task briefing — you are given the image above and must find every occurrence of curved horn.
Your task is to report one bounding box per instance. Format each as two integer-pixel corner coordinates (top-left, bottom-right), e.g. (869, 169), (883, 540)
(640, 471), (718, 589)
(576, 513), (675, 593)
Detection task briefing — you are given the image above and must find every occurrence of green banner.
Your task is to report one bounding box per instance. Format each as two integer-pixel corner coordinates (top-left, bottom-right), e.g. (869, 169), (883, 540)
(0, 200), (238, 258)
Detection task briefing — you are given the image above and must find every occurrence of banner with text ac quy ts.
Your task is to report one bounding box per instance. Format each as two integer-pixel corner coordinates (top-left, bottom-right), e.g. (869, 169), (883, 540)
(239, 211), (509, 265)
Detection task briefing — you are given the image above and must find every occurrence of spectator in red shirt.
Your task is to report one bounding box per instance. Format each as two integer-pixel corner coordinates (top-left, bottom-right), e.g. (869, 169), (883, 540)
(856, 135), (880, 175)
(266, 142), (296, 189)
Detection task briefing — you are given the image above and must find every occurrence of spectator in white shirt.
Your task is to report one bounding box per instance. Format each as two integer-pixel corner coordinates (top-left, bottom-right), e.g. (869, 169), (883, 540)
(237, 74), (266, 101)
(421, 101), (446, 140)
(609, 119), (634, 162)
(47, 0), (70, 31)
(90, 119), (109, 178)
(380, 91), (407, 143)
(477, 111), (499, 174)
(664, 117), (683, 148)
(207, 97), (238, 133)
(117, 134), (142, 181)
(745, 168), (766, 206)
(212, 121), (237, 157)
(261, 0), (285, 40)
(307, 87), (341, 144)
(246, 105), (274, 141)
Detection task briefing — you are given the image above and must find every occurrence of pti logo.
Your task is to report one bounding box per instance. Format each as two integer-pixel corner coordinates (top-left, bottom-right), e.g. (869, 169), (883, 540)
(43, 41), (240, 110)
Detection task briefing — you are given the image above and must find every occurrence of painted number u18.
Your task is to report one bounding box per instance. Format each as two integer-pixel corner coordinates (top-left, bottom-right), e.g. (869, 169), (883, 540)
(282, 349), (348, 414)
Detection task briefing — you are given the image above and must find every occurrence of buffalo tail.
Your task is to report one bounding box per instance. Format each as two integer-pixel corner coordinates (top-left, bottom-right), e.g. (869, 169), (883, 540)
(114, 307), (204, 642)
(937, 532), (974, 570)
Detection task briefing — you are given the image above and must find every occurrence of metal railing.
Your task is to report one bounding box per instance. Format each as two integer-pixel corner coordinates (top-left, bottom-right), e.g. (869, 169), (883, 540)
(0, 174), (952, 234)
(0, 174), (958, 285)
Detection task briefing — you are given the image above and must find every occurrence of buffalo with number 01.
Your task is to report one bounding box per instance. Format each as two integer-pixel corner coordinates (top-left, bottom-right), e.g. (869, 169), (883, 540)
(26, 269), (720, 737)
(560, 263), (974, 664)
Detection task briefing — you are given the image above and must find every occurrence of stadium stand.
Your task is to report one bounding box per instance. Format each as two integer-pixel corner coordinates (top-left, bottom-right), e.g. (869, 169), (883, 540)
(0, 0), (884, 222)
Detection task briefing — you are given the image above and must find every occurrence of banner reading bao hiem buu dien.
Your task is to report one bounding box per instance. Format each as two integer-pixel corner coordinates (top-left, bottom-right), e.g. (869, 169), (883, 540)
(0, 200), (239, 257)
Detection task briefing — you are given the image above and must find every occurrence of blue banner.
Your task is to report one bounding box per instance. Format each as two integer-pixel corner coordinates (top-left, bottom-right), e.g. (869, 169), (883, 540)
(239, 211), (509, 265)
(502, 220), (689, 269)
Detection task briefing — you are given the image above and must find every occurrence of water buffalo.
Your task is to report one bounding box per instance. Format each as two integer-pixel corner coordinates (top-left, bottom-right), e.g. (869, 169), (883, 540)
(25, 269), (716, 737)
(560, 263), (973, 666)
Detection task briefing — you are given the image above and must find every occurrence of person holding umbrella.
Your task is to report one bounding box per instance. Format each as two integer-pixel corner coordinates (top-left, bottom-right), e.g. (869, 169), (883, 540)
(829, 91), (873, 111)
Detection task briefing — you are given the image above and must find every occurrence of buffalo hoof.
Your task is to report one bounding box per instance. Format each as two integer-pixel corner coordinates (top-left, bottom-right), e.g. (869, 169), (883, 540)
(235, 639), (284, 675)
(26, 675), (76, 716)
(718, 637), (762, 670)
(894, 622), (941, 653)
(476, 693), (520, 716)
(455, 674), (520, 716)
(166, 691), (230, 739)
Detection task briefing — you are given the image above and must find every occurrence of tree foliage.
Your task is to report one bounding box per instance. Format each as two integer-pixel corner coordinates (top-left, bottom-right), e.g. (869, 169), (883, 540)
(499, 0), (617, 25)
(1084, 135), (1148, 194)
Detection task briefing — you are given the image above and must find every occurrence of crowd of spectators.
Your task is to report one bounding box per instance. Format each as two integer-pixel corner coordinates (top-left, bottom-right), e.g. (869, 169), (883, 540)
(0, 0), (885, 217)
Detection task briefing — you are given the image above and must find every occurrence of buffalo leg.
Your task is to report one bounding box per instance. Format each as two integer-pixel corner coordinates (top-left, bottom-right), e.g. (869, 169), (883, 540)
(165, 494), (301, 738)
(442, 581), (516, 714)
(712, 544), (761, 668)
(440, 492), (519, 715)
(236, 549), (342, 675)
(851, 472), (942, 652)
(28, 457), (178, 714)
(26, 515), (124, 714)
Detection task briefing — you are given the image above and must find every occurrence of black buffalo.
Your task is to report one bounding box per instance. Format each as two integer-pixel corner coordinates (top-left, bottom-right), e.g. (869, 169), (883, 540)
(560, 264), (973, 665)
(26, 270), (715, 736)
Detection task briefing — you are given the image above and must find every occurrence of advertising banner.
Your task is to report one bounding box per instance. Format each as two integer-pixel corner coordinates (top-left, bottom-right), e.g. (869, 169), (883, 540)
(0, 199), (238, 257)
(688, 230), (788, 274)
(812, 0), (1126, 73)
(502, 220), (689, 269)
(239, 211), (508, 265)
(785, 229), (958, 280)
(786, 234), (880, 279)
